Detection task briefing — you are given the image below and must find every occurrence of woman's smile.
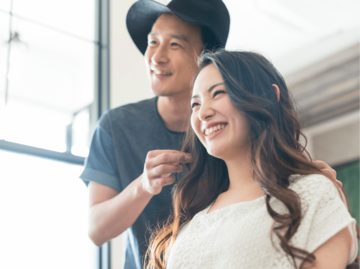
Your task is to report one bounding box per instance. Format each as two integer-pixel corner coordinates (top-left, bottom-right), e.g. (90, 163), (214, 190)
(203, 123), (227, 140)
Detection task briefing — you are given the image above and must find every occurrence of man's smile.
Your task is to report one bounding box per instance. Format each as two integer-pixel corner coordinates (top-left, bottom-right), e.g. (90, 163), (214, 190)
(151, 67), (173, 76)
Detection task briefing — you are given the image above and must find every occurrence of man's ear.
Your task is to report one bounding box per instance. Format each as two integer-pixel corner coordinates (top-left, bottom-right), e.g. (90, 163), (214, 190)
(272, 84), (280, 101)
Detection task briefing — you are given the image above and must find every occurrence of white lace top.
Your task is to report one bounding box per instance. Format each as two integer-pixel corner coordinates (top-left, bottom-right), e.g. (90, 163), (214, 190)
(167, 174), (358, 269)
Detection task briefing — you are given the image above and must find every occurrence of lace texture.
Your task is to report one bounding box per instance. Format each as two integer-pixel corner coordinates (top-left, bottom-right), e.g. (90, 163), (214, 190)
(166, 174), (358, 269)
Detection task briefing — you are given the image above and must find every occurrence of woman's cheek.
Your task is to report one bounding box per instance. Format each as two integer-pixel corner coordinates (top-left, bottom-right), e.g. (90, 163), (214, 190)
(190, 114), (198, 135)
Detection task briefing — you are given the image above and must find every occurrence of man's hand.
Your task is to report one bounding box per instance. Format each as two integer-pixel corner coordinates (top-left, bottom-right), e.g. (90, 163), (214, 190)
(140, 150), (193, 195)
(313, 160), (343, 189)
(313, 160), (350, 209)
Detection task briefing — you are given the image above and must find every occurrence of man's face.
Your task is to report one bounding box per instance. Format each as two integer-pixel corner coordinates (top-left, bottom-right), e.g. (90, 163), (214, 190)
(144, 13), (203, 98)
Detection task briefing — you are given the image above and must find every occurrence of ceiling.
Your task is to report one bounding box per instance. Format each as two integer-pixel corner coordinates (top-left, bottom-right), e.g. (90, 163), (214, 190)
(224, 0), (359, 76)
(289, 44), (359, 127)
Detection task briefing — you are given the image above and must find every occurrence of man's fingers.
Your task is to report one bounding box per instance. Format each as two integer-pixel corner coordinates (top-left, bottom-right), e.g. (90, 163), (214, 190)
(315, 161), (342, 190)
(148, 164), (183, 179)
(178, 153), (193, 163)
(149, 176), (176, 193)
(320, 168), (337, 181)
(336, 180), (343, 188)
(314, 160), (336, 174)
(147, 149), (187, 159)
(151, 152), (192, 167)
(314, 160), (331, 170)
(314, 160), (337, 179)
(161, 176), (176, 186)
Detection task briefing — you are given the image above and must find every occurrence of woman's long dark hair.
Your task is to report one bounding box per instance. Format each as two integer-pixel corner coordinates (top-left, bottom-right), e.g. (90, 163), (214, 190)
(145, 50), (357, 268)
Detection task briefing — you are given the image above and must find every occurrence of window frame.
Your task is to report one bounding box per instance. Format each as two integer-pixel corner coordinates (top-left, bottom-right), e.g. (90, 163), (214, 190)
(96, 0), (111, 268)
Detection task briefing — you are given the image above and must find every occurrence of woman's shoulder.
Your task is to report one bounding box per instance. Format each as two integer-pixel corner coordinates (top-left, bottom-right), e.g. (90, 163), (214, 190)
(288, 174), (340, 202)
(287, 174), (358, 264)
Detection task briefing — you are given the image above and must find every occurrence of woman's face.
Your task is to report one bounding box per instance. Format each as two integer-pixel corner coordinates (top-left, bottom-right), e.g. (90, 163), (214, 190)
(191, 64), (251, 160)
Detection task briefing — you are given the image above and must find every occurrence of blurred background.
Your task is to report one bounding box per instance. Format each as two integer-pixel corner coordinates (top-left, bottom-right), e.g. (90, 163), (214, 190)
(0, 0), (358, 268)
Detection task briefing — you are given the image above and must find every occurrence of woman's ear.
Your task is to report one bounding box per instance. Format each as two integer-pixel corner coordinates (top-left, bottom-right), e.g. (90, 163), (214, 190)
(272, 84), (280, 101)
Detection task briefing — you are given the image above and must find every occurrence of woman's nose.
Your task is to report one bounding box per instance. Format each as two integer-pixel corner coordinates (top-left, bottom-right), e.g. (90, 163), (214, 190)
(198, 102), (215, 121)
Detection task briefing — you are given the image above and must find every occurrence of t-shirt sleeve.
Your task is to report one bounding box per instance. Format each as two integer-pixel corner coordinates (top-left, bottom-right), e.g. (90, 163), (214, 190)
(79, 112), (122, 192)
(295, 174), (358, 264)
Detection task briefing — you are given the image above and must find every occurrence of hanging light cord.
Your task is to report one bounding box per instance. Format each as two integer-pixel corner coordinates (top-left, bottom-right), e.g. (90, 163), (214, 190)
(4, 0), (14, 105)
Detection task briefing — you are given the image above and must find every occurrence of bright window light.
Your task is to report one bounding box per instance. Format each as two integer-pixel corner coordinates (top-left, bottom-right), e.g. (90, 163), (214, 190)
(0, 149), (97, 269)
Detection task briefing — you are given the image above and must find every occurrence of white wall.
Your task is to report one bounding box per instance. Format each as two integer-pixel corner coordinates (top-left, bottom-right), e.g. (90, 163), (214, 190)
(110, 0), (144, 267)
(110, 0), (153, 110)
(303, 110), (360, 166)
(110, 0), (170, 109)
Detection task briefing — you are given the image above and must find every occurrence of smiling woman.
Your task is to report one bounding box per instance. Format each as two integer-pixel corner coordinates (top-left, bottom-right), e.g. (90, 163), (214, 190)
(145, 50), (359, 269)
(191, 65), (251, 159)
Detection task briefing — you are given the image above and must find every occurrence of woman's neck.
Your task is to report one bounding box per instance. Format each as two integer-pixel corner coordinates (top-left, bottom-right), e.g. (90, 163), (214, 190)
(224, 151), (265, 202)
(207, 152), (266, 214)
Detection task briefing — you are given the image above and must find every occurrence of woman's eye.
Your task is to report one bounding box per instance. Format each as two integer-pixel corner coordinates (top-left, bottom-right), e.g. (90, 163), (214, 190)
(214, 90), (225, 97)
(191, 102), (199, 109)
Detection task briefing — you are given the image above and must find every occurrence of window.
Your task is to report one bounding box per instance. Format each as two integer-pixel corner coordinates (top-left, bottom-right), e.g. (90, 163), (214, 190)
(0, 0), (109, 160)
(0, 0), (110, 267)
(0, 149), (98, 268)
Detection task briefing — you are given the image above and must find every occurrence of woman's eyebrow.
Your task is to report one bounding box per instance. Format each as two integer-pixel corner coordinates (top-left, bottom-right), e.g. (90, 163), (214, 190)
(207, 83), (224, 94)
(191, 94), (199, 100)
(192, 82), (224, 99)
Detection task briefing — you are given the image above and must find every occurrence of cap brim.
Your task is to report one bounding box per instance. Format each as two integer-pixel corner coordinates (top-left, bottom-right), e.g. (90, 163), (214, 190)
(126, 0), (172, 55)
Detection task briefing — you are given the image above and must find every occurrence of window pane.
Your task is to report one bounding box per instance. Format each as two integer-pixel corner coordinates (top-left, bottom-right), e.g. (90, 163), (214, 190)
(0, 12), (9, 97)
(72, 107), (90, 157)
(2, 17), (95, 152)
(0, 1), (11, 12)
(0, 13), (9, 139)
(0, 149), (97, 269)
(12, 0), (96, 41)
(0, 12), (10, 42)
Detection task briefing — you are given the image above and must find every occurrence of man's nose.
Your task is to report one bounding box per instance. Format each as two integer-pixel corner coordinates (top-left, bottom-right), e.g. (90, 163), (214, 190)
(151, 44), (169, 65)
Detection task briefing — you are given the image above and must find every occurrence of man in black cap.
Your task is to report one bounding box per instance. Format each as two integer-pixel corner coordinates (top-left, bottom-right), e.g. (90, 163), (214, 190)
(80, 0), (230, 268)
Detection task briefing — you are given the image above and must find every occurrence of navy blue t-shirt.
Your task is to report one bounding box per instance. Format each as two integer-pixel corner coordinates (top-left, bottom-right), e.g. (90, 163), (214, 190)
(80, 97), (185, 269)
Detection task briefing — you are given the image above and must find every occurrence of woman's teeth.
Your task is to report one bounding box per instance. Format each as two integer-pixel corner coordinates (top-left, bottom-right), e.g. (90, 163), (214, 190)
(205, 124), (226, 136)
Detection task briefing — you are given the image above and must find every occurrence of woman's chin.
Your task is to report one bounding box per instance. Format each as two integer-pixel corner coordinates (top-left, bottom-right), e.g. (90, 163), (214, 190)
(206, 147), (227, 160)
